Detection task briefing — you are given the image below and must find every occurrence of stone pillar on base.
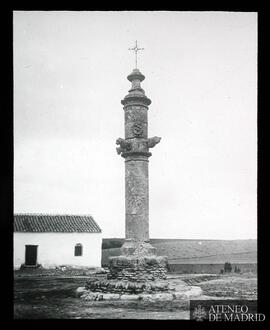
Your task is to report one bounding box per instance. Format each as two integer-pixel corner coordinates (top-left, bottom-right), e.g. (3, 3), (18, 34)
(108, 68), (168, 281)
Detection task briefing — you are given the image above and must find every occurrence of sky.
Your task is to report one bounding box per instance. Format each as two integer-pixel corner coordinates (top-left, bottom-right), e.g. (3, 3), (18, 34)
(13, 11), (257, 239)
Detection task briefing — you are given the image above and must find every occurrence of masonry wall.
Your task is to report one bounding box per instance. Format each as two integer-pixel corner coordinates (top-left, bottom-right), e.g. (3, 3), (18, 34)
(14, 232), (102, 269)
(168, 263), (257, 274)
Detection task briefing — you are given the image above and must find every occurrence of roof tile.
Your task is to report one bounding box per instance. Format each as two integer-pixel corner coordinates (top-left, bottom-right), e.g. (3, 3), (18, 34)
(14, 214), (102, 233)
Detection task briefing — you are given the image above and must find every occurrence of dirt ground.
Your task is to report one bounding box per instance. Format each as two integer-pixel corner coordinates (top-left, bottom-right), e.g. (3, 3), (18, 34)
(14, 271), (257, 319)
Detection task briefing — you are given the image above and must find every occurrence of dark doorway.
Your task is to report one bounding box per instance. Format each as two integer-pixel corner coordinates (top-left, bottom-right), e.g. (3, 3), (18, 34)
(25, 245), (38, 266)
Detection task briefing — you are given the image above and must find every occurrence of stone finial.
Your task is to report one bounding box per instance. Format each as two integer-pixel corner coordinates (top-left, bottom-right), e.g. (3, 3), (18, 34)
(127, 68), (145, 82)
(147, 136), (161, 148)
(121, 69), (151, 107)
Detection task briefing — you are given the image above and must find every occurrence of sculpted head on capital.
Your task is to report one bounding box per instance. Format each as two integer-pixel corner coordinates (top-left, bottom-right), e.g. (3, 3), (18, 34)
(147, 136), (161, 148)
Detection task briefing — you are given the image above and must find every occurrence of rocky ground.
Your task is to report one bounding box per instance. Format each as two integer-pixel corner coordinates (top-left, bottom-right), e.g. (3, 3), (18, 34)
(14, 266), (107, 277)
(14, 269), (257, 319)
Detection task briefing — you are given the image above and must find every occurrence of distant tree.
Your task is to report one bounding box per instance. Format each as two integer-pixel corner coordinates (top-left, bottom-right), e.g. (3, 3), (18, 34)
(234, 266), (241, 273)
(224, 262), (232, 273)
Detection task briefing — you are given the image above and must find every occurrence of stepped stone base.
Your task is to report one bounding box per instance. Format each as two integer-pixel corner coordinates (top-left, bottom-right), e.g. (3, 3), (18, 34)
(107, 255), (168, 281)
(77, 240), (179, 301)
(85, 278), (170, 294)
(107, 239), (168, 281)
(77, 283), (203, 301)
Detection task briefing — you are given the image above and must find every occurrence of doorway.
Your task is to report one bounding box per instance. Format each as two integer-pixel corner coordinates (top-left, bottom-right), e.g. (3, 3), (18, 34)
(25, 245), (38, 266)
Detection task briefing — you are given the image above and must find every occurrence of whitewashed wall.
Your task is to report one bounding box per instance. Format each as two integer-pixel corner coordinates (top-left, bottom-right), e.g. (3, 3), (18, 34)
(14, 232), (102, 269)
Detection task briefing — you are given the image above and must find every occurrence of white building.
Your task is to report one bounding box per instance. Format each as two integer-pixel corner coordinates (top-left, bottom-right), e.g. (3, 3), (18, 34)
(14, 214), (102, 269)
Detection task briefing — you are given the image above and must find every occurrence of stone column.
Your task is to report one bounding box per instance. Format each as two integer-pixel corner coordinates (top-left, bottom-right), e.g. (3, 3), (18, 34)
(125, 156), (149, 241)
(116, 69), (161, 255)
(107, 68), (168, 282)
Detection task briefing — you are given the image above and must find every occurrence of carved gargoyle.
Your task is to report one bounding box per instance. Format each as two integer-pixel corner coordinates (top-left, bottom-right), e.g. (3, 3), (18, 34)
(147, 136), (161, 148)
(116, 138), (132, 155)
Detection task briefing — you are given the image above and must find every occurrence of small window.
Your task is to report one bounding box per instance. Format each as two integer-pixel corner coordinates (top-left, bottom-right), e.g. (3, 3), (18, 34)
(74, 243), (83, 256)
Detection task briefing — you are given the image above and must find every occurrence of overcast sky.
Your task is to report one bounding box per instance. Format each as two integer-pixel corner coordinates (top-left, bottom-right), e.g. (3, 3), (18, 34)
(14, 11), (257, 239)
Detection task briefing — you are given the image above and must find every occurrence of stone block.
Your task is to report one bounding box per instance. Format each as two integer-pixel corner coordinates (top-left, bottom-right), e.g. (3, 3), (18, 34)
(173, 286), (203, 300)
(81, 292), (98, 301)
(120, 294), (140, 300)
(75, 286), (88, 297)
(102, 294), (120, 300)
(140, 293), (174, 302)
(172, 292), (186, 300)
(184, 286), (203, 298)
(96, 293), (104, 301)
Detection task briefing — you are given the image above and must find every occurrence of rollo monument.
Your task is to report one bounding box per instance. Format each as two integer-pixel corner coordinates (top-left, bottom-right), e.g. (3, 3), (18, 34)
(108, 40), (168, 281)
(78, 42), (202, 300)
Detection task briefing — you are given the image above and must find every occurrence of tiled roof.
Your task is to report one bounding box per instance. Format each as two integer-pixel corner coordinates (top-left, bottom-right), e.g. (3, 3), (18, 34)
(14, 214), (102, 233)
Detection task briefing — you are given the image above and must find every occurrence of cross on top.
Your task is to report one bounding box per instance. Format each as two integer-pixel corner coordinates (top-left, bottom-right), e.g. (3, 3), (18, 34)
(128, 40), (144, 69)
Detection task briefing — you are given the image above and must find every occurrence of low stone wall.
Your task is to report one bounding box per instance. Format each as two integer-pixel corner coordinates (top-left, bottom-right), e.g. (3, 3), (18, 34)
(107, 255), (168, 281)
(168, 263), (257, 274)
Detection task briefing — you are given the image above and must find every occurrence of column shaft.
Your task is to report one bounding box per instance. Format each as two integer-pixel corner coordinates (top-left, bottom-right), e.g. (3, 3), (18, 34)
(125, 159), (149, 241)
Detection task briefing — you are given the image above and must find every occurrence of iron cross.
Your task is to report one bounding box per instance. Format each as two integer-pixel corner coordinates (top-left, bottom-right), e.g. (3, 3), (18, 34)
(128, 40), (144, 69)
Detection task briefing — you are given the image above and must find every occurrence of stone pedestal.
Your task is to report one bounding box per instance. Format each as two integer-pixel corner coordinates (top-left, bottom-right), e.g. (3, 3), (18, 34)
(108, 239), (168, 282)
(120, 238), (156, 256)
(107, 255), (168, 281)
